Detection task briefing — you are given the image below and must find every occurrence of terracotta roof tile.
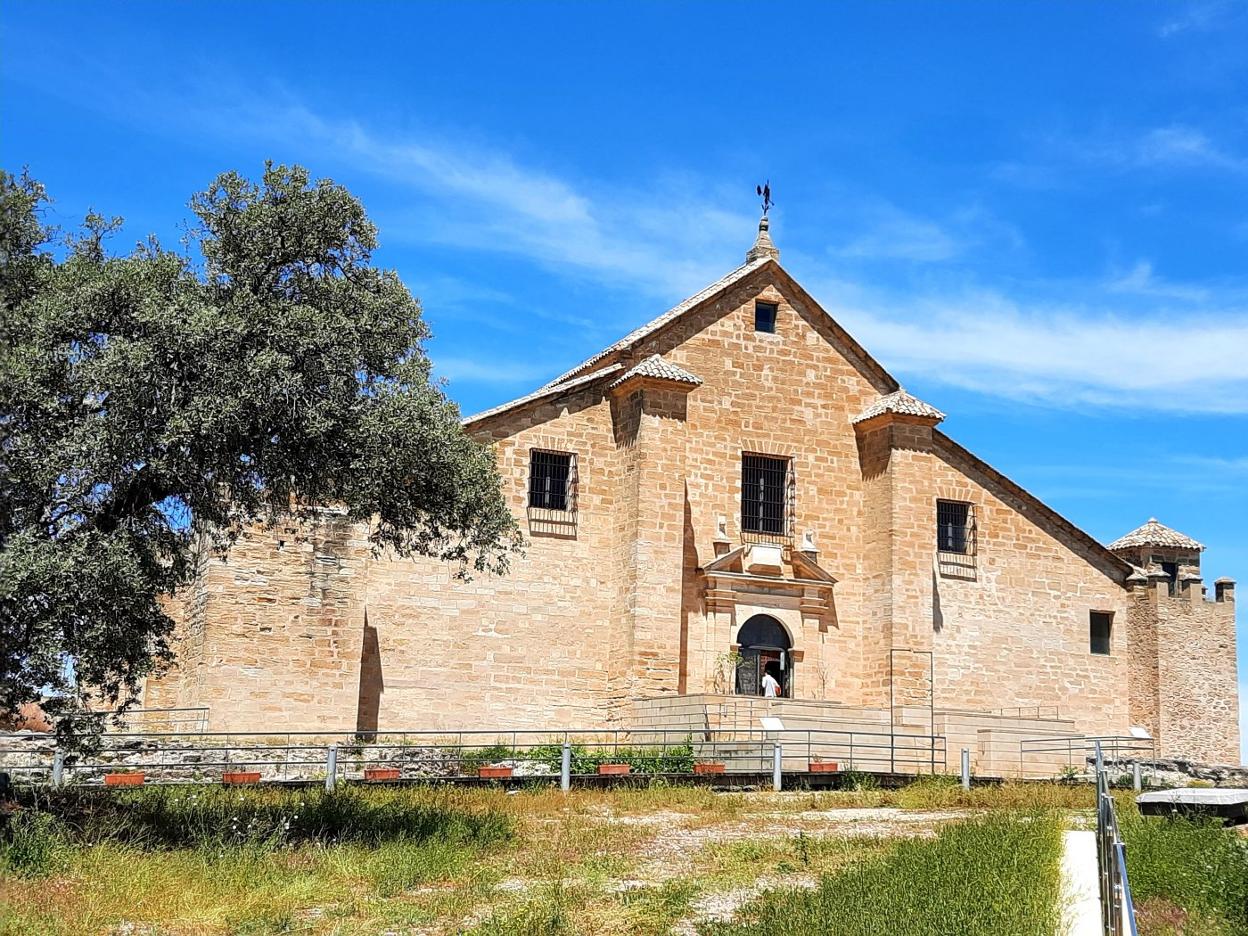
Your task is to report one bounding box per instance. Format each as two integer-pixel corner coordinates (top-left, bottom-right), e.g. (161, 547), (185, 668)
(1107, 518), (1204, 552)
(608, 354), (703, 390)
(851, 389), (946, 425)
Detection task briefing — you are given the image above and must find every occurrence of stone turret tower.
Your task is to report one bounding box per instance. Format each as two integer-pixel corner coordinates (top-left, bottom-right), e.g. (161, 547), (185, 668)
(1108, 519), (1239, 764)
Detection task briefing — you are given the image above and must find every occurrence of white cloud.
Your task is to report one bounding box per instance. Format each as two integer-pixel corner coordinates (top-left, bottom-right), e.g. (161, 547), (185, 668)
(811, 276), (1248, 413)
(1159, 1), (1232, 38)
(831, 210), (962, 262)
(186, 98), (754, 300)
(1105, 260), (1210, 302)
(431, 356), (551, 385)
(1136, 126), (1248, 172)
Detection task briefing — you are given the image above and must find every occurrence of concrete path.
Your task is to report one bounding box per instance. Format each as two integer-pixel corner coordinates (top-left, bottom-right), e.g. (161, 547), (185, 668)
(1061, 829), (1101, 936)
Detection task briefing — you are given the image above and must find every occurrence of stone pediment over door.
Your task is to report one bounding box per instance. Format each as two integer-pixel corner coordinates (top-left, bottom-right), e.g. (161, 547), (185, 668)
(702, 544), (838, 631)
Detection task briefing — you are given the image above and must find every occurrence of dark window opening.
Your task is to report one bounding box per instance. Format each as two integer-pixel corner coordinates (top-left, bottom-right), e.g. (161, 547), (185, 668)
(754, 300), (778, 333)
(1160, 561), (1178, 597)
(937, 500), (973, 554)
(742, 454), (789, 535)
(528, 450), (573, 511)
(1090, 611), (1113, 655)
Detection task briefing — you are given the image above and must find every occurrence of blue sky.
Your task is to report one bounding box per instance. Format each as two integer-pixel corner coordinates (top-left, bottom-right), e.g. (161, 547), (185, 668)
(4, 1), (1246, 760)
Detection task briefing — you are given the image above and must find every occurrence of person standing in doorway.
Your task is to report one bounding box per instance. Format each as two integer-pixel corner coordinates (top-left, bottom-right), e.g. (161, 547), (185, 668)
(761, 662), (782, 699)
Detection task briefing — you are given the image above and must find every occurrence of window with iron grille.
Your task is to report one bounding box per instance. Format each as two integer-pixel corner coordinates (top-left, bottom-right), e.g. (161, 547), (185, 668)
(754, 300), (778, 333)
(936, 500), (974, 554)
(742, 454), (790, 536)
(528, 450), (575, 512)
(1090, 611), (1113, 655)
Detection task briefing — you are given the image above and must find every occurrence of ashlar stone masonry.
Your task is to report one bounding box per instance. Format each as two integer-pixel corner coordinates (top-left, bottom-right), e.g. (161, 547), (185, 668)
(144, 218), (1241, 765)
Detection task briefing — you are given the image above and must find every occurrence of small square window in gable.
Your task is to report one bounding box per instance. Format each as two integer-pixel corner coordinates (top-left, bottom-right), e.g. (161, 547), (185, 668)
(754, 300), (778, 333)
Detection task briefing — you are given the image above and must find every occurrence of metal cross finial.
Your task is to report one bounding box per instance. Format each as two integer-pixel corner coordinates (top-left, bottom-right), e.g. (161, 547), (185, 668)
(756, 181), (773, 215)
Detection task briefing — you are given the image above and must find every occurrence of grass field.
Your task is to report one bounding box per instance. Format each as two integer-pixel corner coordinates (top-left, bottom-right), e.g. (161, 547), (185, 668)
(1119, 806), (1248, 936)
(0, 779), (1222, 935)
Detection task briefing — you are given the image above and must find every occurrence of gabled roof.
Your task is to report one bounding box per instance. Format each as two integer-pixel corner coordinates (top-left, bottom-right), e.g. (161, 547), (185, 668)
(463, 363), (623, 425)
(852, 389), (945, 425)
(1107, 519), (1204, 552)
(608, 354), (703, 390)
(465, 251), (901, 427)
(539, 257), (771, 391)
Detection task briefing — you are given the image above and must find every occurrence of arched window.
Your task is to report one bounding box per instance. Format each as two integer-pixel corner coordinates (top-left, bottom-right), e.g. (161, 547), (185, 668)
(734, 614), (792, 697)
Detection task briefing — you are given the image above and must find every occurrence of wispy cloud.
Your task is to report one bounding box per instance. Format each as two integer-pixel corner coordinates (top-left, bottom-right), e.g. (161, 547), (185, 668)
(1136, 125), (1248, 172)
(1105, 260), (1211, 302)
(431, 356), (552, 386)
(813, 276), (1248, 413)
(1159, 1), (1234, 38)
(183, 96), (755, 300)
(830, 208), (962, 262)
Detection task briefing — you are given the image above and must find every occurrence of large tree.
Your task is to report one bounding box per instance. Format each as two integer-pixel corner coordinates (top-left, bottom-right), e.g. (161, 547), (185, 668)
(0, 164), (520, 732)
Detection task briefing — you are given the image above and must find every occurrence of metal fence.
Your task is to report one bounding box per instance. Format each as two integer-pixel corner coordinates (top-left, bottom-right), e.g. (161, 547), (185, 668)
(1095, 741), (1139, 936)
(1018, 735), (1157, 784)
(0, 724), (948, 788)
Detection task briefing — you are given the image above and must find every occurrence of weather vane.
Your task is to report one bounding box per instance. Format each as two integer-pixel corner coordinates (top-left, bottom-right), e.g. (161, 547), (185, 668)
(756, 180), (774, 216)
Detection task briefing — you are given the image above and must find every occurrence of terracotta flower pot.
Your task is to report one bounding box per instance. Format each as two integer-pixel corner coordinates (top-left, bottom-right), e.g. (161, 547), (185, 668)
(364, 767), (401, 782)
(222, 771), (261, 785)
(104, 772), (145, 787)
(809, 761), (840, 773)
(478, 766), (513, 779)
(597, 763), (631, 776)
(693, 762), (726, 775)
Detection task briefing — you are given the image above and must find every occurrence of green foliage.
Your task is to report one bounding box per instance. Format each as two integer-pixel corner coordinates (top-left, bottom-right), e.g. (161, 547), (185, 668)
(461, 741), (696, 776)
(700, 812), (1065, 936)
(1119, 810), (1248, 930)
(14, 784), (512, 851)
(0, 165), (521, 733)
(0, 810), (68, 877)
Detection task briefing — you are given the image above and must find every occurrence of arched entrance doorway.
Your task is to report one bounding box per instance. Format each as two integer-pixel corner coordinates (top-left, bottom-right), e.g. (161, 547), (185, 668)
(734, 614), (792, 697)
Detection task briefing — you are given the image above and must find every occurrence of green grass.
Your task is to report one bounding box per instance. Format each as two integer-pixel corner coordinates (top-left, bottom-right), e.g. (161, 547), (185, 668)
(1119, 808), (1248, 935)
(1, 781), (1104, 935)
(698, 812), (1065, 936)
(8, 783), (512, 851)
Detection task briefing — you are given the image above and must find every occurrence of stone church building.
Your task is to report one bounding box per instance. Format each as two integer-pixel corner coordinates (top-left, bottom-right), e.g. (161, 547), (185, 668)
(145, 218), (1241, 766)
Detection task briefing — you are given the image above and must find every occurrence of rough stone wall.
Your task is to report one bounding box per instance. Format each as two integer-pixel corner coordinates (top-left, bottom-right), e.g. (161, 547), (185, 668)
(1125, 584), (1161, 742)
(146, 514), (367, 732)
(1152, 581), (1239, 763)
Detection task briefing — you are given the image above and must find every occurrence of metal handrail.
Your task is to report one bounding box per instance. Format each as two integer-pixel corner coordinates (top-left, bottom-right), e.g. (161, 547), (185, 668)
(1095, 742), (1139, 936)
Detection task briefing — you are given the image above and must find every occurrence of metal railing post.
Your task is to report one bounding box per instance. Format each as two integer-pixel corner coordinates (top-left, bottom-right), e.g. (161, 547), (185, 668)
(960, 748), (970, 791)
(560, 742), (571, 792)
(51, 749), (64, 789)
(772, 742), (783, 792)
(325, 744), (338, 792)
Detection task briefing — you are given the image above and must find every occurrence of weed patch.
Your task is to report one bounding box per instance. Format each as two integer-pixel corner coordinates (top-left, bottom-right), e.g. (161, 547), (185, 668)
(1120, 810), (1248, 933)
(699, 812), (1064, 936)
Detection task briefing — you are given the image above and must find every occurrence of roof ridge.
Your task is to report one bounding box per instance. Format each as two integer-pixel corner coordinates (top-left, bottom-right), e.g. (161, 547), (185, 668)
(539, 257), (768, 390)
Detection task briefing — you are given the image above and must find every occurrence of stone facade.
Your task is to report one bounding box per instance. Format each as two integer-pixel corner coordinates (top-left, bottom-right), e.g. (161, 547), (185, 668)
(144, 221), (1240, 764)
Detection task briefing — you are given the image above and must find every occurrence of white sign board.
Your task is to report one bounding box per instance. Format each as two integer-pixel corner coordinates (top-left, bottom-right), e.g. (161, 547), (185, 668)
(760, 716), (785, 732)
